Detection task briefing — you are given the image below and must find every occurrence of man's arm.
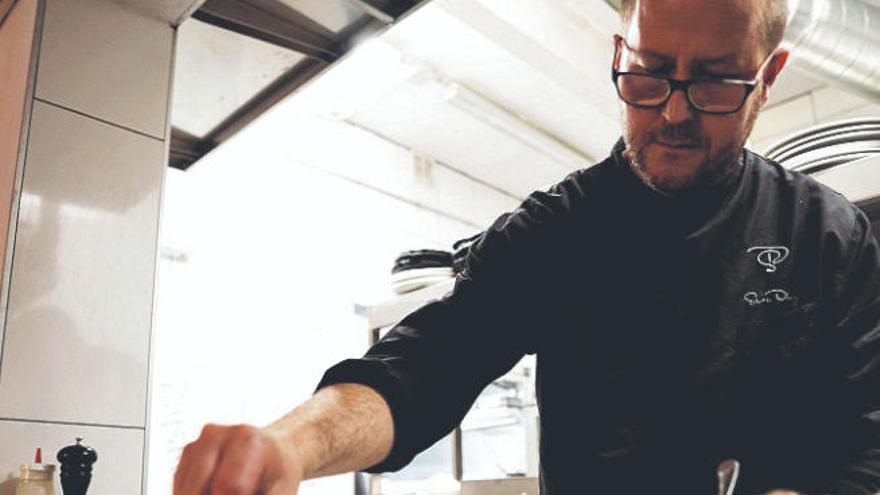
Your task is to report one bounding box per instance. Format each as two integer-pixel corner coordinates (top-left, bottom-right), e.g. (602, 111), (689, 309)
(173, 177), (579, 493)
(173, 383), (393, 494)
(265, 383), (394, 478)
(311, 183), (577, 473)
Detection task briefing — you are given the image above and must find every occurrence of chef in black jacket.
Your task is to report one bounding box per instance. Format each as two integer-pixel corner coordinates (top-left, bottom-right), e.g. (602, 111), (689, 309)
(173, 1), (880, 494)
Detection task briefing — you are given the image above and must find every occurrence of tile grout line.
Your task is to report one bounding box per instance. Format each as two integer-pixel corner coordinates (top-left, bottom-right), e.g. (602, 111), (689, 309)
(32, 97), (165, 143)
(0, 416), (145, 431)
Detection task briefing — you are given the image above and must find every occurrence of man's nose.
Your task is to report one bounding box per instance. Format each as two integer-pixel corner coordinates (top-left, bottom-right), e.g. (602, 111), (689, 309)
(662, 88), (695, 124)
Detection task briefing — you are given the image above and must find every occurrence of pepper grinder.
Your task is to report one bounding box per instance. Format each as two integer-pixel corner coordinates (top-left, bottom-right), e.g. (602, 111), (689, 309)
(56, 438), (97, 495)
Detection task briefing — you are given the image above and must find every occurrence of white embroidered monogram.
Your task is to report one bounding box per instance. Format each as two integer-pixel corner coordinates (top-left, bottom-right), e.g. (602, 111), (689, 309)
(747, 246), (790, 273)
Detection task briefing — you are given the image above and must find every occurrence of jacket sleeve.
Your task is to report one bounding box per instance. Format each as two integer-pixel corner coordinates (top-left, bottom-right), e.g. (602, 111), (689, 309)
(315, 183), (576, 473)
(821, 209), (880, 495)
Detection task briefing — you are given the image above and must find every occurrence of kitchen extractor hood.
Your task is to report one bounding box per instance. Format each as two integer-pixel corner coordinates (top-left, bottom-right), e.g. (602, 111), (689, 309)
(169, 0), (430, 170)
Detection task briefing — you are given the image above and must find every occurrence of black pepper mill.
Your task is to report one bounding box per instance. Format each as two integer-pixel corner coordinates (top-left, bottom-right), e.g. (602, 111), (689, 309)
(56, 437), (98, 495)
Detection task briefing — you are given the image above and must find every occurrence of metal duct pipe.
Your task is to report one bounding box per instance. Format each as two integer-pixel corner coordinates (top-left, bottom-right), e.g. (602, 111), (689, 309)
(785, 0), (880, 103)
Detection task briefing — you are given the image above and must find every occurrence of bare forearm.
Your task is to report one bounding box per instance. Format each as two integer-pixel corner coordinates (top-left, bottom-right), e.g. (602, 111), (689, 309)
(265, 383), (395, 480)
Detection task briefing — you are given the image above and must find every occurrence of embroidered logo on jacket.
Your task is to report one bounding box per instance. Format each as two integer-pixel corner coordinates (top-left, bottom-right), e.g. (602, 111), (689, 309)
(747, 246), (790, 273)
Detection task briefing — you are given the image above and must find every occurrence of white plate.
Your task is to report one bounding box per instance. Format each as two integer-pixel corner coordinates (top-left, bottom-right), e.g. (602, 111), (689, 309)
(391, 267), (454, 283)
(391, 275), (454, 294)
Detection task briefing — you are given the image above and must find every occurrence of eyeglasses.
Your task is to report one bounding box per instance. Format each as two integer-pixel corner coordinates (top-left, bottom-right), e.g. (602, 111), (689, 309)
(611, 35), (774, 115)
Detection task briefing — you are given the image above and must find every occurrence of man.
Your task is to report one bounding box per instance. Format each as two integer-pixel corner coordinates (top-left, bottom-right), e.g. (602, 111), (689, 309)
(173, 0), (880, 494)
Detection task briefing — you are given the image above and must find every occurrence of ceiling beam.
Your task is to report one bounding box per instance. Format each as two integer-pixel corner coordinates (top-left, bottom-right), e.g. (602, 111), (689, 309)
(193, 0), (341, 61)
(169, 128), (212, 170)
(171, 57), (328, 170)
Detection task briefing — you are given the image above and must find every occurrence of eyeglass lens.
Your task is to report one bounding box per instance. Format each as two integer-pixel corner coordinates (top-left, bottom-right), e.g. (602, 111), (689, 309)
(616, 74), (748, 113)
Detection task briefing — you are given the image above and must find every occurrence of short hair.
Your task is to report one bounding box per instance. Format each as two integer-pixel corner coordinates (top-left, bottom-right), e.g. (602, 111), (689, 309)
(619, 0), (789, 52)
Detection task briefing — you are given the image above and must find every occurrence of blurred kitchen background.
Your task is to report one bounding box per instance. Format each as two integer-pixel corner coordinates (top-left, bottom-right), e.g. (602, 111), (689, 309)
(1, 0), (878, 494)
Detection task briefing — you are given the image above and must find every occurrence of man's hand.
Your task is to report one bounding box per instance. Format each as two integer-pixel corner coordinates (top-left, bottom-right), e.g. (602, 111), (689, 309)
(761, 491), (803, 495)
(173, 423), (302, 495)
(172, 384), (395, 494)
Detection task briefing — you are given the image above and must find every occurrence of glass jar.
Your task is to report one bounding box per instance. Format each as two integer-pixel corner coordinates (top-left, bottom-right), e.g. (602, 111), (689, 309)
(16, 463), (55, 495)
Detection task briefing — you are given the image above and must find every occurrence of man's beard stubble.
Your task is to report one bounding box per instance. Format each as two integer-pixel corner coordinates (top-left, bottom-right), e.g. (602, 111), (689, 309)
(621, 99), (761, 196)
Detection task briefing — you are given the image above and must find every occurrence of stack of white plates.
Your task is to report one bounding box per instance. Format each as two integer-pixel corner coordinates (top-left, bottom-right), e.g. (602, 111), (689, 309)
(764, 118), (880, 173)
(391, 266), (455, 295)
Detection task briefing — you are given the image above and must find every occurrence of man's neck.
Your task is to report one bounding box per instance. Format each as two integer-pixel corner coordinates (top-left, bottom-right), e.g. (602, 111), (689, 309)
(628, 152), (745, 202)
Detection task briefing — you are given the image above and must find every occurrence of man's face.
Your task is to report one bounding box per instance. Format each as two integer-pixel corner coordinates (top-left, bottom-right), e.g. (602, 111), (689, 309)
(619, 0), (786, 193)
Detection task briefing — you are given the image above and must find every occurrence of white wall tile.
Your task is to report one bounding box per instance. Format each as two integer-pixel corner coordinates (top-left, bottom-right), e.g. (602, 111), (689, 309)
(0, 420), (143, 495)
(35, 0), (173, 138)
(0, 101), (164, 427)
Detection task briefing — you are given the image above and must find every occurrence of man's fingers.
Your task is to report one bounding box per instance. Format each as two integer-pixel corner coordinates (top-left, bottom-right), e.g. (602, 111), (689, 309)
(174, 443), (220, 495)
(173, 424), (227, 495)
(208, 425), (268, 494)
(173, 423), (303, 495)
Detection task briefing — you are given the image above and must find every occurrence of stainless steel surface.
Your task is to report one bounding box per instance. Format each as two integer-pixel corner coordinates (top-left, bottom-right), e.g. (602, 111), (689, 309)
(785, 0), (880, 103)
(765, 118), (880, 174)
(170, 0), (429, 169)
(716, 459), (740, 495)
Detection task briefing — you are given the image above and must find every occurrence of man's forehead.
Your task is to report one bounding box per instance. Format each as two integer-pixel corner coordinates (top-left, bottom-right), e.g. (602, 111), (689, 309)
(630, 0), (758, 21)
(627, 0), (761, 39)
(625, 0), (764, 68)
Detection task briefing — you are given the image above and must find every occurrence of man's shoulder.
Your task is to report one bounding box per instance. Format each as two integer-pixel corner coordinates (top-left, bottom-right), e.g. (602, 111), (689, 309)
(520, 155), (617, 216)
(484, 156), (617, 244)
(748, 149), (861, 233)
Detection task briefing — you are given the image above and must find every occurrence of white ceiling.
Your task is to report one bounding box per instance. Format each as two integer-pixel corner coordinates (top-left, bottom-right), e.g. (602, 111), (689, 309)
(292, 0), (627, 197)
(337, 0), (875, 195)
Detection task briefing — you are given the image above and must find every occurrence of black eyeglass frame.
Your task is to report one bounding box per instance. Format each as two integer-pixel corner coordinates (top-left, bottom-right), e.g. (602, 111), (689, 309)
(611, 35), (768, 115)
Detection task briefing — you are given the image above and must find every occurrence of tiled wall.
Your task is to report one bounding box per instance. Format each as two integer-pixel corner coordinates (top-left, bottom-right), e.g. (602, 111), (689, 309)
(0, 0), (173, 494)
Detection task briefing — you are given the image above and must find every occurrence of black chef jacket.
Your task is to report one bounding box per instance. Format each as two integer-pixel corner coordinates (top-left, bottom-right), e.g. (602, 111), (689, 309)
(316, 140), (880, 495)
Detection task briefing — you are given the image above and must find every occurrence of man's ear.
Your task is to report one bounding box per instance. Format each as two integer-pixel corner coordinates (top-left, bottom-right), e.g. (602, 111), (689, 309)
(613, 34), (624, 70)
(760, 49), (790, 101)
